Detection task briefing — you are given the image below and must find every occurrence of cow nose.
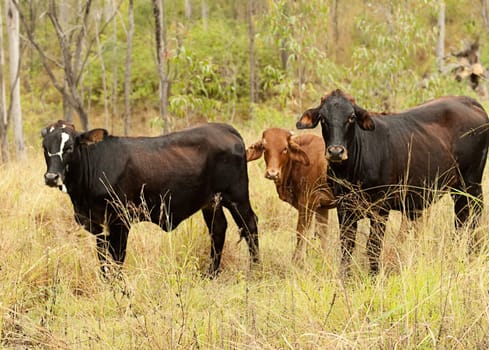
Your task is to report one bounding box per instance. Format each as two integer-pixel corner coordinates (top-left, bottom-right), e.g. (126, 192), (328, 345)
(44, 172), (60, 187)
(265, 169), (280, 181)
(327, 145), (347, 161)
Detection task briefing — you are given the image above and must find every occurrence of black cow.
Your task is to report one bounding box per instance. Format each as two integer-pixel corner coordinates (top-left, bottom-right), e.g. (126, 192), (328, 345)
(41, 120), (259, 276)
(297, 89), (489, 275)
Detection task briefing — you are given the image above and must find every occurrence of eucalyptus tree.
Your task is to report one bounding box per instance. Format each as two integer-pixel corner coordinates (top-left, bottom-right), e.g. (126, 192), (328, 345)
(5, 0), (24, 160)
(14, 0), (120, 131)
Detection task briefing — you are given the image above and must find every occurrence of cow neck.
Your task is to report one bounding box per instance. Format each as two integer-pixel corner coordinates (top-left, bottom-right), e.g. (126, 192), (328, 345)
(64, 142), (91, 196)
(275, 156), (298, 205)
(327, 131), (364, 193)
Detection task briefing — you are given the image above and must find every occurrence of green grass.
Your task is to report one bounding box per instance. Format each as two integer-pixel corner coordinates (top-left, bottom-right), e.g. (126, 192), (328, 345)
(1, 133), (489, 349)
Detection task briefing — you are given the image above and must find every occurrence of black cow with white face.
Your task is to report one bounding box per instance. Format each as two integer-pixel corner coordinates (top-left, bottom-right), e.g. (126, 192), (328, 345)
(297, 89), (489, 275)
(41, 120), (259, 276)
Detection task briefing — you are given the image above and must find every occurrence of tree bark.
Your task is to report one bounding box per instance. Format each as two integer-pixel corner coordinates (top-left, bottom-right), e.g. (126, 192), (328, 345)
(185, 0), (191, 20)
(248, 0), (256, 112)
(95, 10), (109, 129)
(331, 0), (339, 59)
(201, 0), (208, 30)
(124, 0), (133, 136)
(482, 0), (489, 32)
(111, 0), (118, 130)
(436, 1), (445, 73)
(153, 0), (170, 133)
(5, 0), (25, 160)
(0, 1), (8, 162)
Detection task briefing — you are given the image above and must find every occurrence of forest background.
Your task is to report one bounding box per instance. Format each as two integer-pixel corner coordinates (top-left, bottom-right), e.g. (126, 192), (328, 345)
(2, 0), (489, 349)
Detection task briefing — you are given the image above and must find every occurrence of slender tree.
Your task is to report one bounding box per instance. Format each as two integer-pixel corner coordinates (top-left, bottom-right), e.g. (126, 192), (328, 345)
(202, 0), (208, 30)
(436, 1), (445, 72)
(124, 0), (134, 135)
(0, 1), (8, 162)
(15, 0), (120, 131)
(95, 10), (109, 130)
(185, 0), (191, 20)
(5, 0), (25, 160)
(153, 0), (170, 133)
(247, 0), (256, 112)
(482, 0), (489, 32)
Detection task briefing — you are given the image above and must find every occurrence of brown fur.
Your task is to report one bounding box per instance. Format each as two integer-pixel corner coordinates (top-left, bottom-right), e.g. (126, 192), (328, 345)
(247, 128), (335, 262)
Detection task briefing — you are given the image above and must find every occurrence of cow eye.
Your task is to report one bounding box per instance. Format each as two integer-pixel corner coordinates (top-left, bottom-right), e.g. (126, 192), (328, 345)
(282, 148), (287, 154)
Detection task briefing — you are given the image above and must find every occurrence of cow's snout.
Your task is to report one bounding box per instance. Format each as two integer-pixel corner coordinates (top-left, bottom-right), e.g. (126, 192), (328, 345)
(265, 169), (280, 181)
(44, 172), (61, 187)
(327, 145), (348, 162)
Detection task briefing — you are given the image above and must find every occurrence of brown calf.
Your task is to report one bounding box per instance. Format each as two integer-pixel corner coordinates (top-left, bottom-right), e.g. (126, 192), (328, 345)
(247, 128), (335, 262)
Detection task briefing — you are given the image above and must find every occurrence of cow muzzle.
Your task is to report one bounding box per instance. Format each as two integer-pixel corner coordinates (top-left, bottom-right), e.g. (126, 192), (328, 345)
(44, 172), (64, 189)
(327, 145), (348, 162)
(265, 169), (280, 181)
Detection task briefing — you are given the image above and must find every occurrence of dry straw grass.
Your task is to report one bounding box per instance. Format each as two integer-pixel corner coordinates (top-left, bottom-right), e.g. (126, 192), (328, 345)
(1, 137), (489, 349)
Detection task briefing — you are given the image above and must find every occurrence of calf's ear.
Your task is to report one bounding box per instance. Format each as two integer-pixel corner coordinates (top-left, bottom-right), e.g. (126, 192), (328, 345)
(79, 128), (108, 145)
(246, 140), (264, 161)
(289, 140), (310, 166)
(354, 105), (375, 131)
(297, 107), (321, 129)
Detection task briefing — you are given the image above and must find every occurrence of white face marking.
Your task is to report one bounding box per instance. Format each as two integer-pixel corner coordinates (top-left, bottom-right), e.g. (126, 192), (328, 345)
(47, 132), (70, 161)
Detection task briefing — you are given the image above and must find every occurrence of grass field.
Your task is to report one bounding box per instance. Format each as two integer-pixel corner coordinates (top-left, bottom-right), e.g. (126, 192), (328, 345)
(1, 128), (489, 349)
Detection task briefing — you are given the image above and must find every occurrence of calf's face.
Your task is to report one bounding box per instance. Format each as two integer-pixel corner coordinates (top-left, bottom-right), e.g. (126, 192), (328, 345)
(41, 121), (77, 191)
(247, 128), (309, 182)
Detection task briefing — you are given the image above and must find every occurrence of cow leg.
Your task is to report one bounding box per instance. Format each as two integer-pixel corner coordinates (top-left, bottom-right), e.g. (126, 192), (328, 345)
(202, 205), (227, 277)
(106, 221), (130, 265)
(292, 205), (313, 264)
(315, 206), (329, 253)
(453, 186), (484, 229)
(453, 183), (484, 251)
(227, 201), (260, 267)
(366, 211), (388, 275)
(337, 208), (358, 277)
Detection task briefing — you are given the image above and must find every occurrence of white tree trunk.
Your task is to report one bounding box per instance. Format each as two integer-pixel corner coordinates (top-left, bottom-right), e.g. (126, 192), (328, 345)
(0, 1), (8, 162)
(124, 0), (134, 136)
(153, 0), (170, 133)
(95, 11), (109, 129)
(436, 1), (445, 73)
(5, 0), (25, 160)
(185, 0), (191, 20)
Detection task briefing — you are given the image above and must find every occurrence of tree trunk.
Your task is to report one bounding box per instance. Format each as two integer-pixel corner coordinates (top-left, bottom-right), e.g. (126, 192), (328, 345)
(248, 0), (256, 112)
(331, 0), (339, 59)
(0, 1), (8, 162)
(202, 0), (208, 30)
(482, 0), (489, 32)
(436, 1), (445, 73)
(5, 0), (25, 160)
(124, 0), (134, 136)
(153, 0), (170, 133)
(95, 10), (109, 129)
(185, 0), (191, 20)
(111, 0), (118, 131)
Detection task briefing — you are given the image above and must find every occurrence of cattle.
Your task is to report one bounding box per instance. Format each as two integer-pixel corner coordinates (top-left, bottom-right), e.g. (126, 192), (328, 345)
(41, 120), (259, 277)
(246, 128), (335, 262)
(297, 89), (489, 275)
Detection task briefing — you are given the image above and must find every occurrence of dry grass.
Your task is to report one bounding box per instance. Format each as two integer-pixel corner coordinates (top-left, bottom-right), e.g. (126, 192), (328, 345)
(1, 135), (489, 349)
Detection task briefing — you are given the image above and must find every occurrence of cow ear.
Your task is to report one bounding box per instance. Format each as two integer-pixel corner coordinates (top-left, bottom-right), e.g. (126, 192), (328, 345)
(289, 140), (310, 166)
(246, 140), (264, 161)
(79, 128), (108, 145)
(297, 107), (321, 129)
(354, 105), (375, 131)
